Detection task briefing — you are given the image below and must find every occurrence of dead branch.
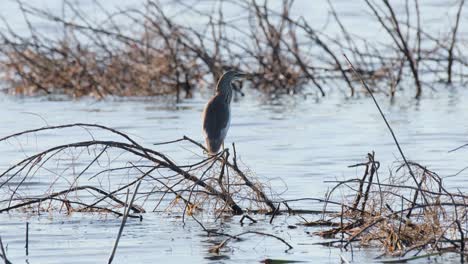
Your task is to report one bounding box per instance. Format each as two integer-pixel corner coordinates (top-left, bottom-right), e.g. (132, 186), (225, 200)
(0, 1), (466, 99)
(0, 123), (275, 218)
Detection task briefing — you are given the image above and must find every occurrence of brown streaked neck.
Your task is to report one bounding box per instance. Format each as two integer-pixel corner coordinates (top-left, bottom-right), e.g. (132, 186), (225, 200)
(216, 75), (233, 104)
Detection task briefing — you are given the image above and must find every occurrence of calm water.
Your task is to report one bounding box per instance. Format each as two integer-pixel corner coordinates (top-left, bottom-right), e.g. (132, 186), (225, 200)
(1, 1), (468, 263)
(0, 87), (467, 263)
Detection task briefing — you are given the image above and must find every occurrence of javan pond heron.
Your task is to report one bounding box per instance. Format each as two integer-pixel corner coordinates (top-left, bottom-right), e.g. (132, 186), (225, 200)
(202, 70), (247, 155)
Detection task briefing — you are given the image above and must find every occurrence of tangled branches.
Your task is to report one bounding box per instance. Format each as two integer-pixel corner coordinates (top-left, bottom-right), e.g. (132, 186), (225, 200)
(0, 0), (466, 99)
(313, 153), (468, 261)
(0, 123), (276, 219)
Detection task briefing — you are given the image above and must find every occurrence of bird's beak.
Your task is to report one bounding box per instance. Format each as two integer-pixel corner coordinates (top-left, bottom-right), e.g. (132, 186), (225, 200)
(232, 84), (245, 96)
(235, 72), (248, 79)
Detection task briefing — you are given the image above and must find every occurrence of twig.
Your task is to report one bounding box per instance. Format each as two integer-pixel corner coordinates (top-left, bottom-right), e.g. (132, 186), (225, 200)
(0, 236), (8, 264)
(108, 179), (142, 264)
(25, 222), (29, 256)
(343, 54), (422, 218)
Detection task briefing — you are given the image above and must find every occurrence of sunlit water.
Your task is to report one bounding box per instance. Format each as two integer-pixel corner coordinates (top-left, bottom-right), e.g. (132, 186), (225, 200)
(0, 87), (467, 263)
(0, 1), (468, 263)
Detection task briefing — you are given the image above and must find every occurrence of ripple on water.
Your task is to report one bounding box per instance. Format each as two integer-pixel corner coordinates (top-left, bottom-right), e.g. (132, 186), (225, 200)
(0, 1), (468, 262)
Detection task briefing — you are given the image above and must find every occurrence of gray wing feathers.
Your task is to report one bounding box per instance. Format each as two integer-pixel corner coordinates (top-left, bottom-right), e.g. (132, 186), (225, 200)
(202, 96), (230, 153)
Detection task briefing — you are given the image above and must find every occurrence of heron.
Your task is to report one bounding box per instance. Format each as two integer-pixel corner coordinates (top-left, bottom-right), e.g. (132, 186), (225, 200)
(202, 70), (247, 155)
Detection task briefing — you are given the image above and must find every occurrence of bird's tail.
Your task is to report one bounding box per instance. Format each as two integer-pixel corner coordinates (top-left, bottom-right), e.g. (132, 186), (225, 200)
(205, 138), (223, 155)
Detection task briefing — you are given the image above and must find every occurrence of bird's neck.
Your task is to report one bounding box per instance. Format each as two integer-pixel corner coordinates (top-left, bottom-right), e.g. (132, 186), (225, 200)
(216, 79), (233, 104)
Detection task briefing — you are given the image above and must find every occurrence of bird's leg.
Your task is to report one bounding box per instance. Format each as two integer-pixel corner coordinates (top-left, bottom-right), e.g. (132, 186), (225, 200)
(222, 142), (225, 151)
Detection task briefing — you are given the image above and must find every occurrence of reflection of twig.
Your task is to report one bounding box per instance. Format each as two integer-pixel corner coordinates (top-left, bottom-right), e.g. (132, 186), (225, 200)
(448, 0), (465, 83)
(209, 230), (293, 254)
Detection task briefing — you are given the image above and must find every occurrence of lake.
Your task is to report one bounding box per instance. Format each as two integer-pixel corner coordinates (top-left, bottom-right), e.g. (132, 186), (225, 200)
(0, 1), (468, 263)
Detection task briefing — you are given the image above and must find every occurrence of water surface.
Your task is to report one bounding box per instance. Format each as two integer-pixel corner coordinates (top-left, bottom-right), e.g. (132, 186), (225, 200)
(0, 1), (468, 263)
(0, 88), (467, 263)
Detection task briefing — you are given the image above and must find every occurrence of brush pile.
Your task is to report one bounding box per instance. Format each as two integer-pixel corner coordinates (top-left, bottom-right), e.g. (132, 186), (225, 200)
(313, 152), (468, 260)
(0, 124), (276, 219)
(0, 0), (467, 99)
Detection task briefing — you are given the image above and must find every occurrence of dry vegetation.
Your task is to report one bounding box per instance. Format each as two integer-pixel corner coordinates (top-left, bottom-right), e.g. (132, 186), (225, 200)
(310, 152), (468, 261)
(1, 0), (468, 262)
(0, 124), (276, 219)
(295, 58), (468, 262)
(1, 122), (468, 261)
(0, 123), (281, 263)
(0, 0), (466, 99)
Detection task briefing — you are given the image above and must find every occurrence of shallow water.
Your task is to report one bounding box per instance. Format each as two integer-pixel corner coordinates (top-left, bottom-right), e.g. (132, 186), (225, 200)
(1, 1), (468, 263)
(0, 88), (467, 263)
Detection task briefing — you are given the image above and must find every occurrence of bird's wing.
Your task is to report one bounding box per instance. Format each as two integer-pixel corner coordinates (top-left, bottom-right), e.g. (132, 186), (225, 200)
(202, 96), (230, 140)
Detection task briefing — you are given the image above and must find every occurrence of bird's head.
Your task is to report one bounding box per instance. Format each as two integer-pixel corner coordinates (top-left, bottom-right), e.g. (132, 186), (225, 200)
(216, 70), (247, 95)
(221, 70), (247, 82)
